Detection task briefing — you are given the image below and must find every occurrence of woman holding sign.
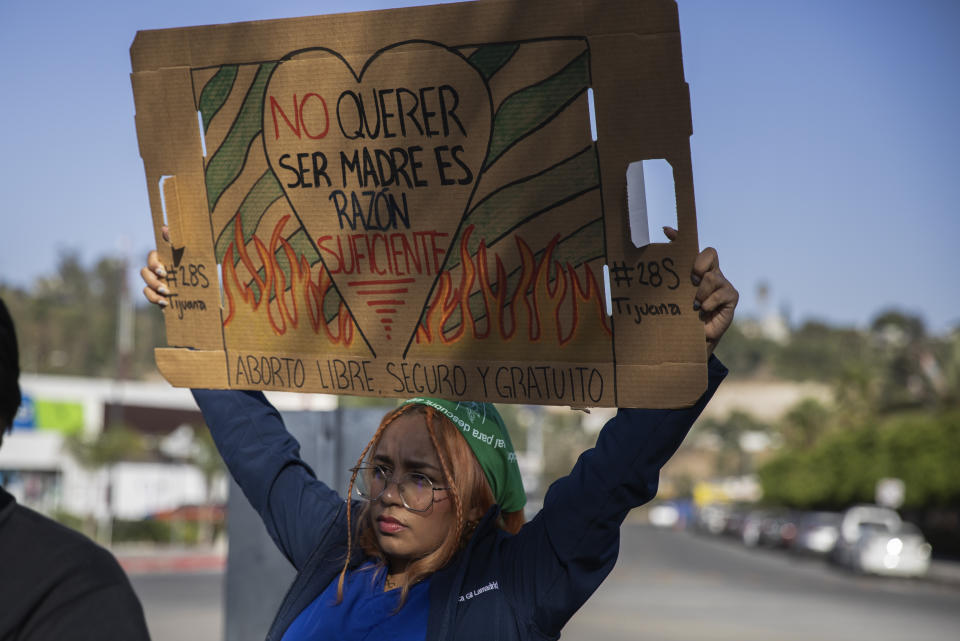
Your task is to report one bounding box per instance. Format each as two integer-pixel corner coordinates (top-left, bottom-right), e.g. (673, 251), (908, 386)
(141, 227), (737, 640)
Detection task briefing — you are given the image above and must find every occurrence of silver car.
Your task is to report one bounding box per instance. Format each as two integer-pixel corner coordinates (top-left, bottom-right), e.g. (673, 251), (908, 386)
(832, 505), (931, 577)
(793, 511), (841, 556)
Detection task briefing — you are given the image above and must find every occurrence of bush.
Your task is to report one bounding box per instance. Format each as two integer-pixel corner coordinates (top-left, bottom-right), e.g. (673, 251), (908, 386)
(758, 411), (960, 510)
(111, 518), (176, 543)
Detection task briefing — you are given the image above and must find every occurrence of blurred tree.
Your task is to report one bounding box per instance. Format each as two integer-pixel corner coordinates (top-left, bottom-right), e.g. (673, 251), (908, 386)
(774, 320), (873, 382)
(943, 328), (960, 406)
(875, 411), (960, 508)
(697, 411), (769, 477)
(191, 426), (227, 544)
(65, 424), (154, 545)
(779, 398), (832, 450)
(870, 308), (948, 410)
(712, 322), (779, 379)
(67, 424), (153, 467)
(871, 309), (926, 343)
(1, 250), (165, 379)
(833, 362), (882, 427)
(758, 411), (960, 510)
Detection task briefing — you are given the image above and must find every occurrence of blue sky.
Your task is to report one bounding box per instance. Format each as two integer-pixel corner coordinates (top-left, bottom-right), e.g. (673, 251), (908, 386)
(1, 0), (957, 333)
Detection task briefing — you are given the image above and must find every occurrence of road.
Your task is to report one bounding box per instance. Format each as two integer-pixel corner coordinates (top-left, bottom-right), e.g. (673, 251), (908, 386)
(563, 524), (960, 641)
(131, 524), (960, 641)
(131, 571), (223, 641)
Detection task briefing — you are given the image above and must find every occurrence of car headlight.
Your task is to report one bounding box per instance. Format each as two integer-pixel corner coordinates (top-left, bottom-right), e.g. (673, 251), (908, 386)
(885, 538), (903, 556)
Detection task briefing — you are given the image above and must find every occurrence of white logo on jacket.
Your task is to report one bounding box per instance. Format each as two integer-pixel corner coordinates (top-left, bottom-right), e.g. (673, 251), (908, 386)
(458, 580), (499, 602)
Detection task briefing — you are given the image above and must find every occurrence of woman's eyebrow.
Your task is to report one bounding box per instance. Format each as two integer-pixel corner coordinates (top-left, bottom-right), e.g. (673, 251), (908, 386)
(370, 454), (439, 473)
(404, 459), (441, 473)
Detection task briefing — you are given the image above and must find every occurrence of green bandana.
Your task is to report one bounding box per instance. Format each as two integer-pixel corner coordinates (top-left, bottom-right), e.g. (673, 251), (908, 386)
(400, 397), (526, 514)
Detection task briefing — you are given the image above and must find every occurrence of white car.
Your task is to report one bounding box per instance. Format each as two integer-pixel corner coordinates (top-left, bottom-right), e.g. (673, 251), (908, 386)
(792, 511), (841, 556)
(648, 502), (681, 528)
(832, 505), (931, 577)
(854, 522), (932, 577)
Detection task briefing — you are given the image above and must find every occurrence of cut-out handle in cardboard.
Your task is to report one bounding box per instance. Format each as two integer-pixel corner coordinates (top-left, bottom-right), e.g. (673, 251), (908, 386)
(158, 175), (173, 227)
(627, 159), (677, 248)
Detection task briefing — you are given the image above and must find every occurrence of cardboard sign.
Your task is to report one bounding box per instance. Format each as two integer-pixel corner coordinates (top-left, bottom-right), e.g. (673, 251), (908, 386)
(131, 0), (707, 408)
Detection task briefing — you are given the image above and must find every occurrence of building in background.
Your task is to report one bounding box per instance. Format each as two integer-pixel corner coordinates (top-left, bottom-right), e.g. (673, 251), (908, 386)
(0, 374), (336, 522)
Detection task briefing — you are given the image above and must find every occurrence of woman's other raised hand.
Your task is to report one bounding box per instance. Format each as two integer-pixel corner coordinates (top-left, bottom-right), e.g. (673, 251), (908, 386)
(663, 226), (738, 356)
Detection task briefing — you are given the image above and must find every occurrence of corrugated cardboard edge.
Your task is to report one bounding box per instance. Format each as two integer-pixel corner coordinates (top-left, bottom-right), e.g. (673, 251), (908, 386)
(133, 0), (709, 408)
(129, 0), (680, 72)
(616, 362), (707, 408)
(155, 348), (229, 388)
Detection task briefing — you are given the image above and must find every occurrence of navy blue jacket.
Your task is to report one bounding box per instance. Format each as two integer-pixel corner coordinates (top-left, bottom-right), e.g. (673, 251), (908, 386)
(192, 356), (726, 640)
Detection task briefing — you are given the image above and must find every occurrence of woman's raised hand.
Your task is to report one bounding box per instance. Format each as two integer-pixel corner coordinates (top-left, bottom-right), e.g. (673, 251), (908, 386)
(140, 226), (170, 307)
(663, 226), (739, 356)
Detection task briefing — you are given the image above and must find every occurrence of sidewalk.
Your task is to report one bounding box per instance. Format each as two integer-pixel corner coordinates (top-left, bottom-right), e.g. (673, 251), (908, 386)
(112, 543), (226, 575)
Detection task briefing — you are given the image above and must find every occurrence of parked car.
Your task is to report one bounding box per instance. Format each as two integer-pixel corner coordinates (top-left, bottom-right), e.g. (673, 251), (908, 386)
(721, 507), (748, 540)
(758, 511), (801, 549)
(831, 505), (932, 577)
(741, 510), (773, 547)
(694, 504), (731, 536)
(833, 504), (901, 565)
(854, 522), (932, 577)
(792, 511), (842, 556)
(648, 502), (681, 528)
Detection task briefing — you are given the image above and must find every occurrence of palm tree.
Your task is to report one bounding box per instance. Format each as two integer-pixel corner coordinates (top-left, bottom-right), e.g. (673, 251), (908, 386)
(66, 425), (151, 545)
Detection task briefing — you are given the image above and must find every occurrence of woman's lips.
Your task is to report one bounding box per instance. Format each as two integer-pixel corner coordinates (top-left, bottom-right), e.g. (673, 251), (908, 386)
(377, 516), (407, 534)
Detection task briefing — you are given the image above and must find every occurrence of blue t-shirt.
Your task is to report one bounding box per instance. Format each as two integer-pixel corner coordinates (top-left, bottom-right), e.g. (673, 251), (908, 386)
(280, 563), (430, 641)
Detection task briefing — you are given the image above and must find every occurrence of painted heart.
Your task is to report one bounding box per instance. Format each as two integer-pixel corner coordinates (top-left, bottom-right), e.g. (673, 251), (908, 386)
(263, 43), (492, 357)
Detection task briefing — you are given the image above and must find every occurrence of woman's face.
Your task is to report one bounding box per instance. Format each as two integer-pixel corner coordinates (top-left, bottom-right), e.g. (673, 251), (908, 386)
(367, 412), (455, 572)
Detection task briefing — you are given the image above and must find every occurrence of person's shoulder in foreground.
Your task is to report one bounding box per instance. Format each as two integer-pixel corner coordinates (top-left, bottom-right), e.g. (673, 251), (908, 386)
(0, 299), (151, 641)
(0, 488), (152, 641)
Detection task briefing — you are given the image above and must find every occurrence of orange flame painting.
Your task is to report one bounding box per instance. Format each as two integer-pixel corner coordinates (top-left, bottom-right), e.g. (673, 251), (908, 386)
(220, 216), (610, 357)
(221, 214), (355, 349)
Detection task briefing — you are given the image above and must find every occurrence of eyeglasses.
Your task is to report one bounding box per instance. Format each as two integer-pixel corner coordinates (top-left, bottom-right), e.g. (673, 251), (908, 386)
(350, 465), (448, 513)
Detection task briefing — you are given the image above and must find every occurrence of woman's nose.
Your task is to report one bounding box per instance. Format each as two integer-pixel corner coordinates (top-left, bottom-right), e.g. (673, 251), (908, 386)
(379, 479), (403, 506)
